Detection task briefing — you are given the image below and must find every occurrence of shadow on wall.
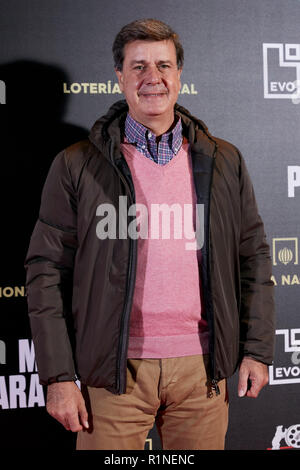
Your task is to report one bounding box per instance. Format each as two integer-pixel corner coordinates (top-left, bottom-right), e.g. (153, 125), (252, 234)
(0, 61), (89, 450)
(0, 60), (89, 281)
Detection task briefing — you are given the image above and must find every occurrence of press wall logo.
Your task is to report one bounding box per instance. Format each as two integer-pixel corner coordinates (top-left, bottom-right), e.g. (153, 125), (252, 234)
(0, 340), (6, 365)
(272, 238), (298, 267)
(0, 80), (6, 104)
(263, 43), (300, 103)
(268, 424), (300, 449)
(0, 285), (25, 298)
(63, 81), (198, 95)
(269, 329), (300, 385)
(0, 339), (45, 409)
(288, 166), (300, 198)
(271, 237), (300, 287)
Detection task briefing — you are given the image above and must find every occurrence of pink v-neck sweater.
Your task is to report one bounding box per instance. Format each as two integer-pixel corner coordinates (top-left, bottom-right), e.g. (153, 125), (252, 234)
(121, 142), (209, 358)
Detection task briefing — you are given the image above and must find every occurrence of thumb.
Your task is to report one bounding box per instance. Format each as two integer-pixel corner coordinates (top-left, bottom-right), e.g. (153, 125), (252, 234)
(78, 400), (89, 429)
(238, 366), (249, 397)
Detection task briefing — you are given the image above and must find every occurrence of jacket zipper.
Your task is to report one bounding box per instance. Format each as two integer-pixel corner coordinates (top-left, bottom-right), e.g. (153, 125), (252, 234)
(113, 158), (137, 394)
(206, 142), (220, 396)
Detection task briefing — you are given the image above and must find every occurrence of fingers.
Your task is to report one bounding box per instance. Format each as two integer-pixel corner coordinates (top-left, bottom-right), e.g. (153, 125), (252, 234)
(46, 381), (89, 432)
(238, 357), (269, 399)
(246, 371), (269, 398)
(78, 397), (89, 430)
(52, 404), (89, 432)
(47, 402), (83, 432)
(65, 411), (84, 432)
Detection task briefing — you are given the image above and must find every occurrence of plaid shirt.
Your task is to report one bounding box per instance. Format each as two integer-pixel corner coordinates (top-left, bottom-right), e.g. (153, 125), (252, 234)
(124, 113), (183, 165)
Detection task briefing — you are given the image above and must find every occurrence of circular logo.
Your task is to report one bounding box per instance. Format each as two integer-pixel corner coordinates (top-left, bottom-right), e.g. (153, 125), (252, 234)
(278, 247), (293, 265)
(285, 425), (300, 448)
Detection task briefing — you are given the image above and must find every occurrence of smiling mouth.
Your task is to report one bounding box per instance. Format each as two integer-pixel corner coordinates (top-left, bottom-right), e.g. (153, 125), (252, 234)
(139, 92), (167, 97)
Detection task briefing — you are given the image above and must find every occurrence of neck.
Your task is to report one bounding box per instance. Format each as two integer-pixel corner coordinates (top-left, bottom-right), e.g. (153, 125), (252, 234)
(130, 112), (175, 137)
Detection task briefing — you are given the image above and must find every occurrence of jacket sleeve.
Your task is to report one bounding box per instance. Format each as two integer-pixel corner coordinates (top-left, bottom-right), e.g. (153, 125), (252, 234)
(24, 150), (78, 385)
(238, 152), (275, 365)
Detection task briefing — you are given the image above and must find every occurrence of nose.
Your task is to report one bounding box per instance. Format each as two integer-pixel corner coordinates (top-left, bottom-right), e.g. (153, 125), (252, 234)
(144, 65), (161, 85)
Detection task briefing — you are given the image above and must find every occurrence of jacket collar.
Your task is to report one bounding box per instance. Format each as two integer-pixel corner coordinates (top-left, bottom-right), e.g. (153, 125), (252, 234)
(88, 99), (218, 164)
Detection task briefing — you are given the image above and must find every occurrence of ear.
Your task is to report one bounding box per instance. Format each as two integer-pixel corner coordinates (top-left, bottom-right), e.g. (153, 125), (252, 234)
(115, 69), (124, 92)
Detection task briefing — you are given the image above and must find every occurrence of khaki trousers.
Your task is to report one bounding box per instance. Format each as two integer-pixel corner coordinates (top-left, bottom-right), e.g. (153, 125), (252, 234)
(76, 354), (228, 450)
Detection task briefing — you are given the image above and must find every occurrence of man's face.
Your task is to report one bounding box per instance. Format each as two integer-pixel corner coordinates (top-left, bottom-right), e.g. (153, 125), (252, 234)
(115, 39), (182, 127)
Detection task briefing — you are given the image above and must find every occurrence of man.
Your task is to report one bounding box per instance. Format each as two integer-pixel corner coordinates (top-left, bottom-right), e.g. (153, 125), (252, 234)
(25, 19), (275, 450)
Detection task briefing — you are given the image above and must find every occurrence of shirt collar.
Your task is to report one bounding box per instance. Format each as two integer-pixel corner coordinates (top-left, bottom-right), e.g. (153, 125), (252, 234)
(124, 113), (183, 156)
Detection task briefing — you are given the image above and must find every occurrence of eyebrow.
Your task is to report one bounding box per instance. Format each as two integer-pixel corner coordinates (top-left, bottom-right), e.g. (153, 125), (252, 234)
(129, 59), (174, 66)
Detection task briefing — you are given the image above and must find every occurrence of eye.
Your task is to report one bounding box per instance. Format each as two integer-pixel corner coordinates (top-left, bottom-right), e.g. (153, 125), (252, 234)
(159, 64), (170, 69)
(134, 65), (144, 71)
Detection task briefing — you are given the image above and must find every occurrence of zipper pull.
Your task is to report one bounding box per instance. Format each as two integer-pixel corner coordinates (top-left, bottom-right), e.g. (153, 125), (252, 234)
(211, 379), (220, 396)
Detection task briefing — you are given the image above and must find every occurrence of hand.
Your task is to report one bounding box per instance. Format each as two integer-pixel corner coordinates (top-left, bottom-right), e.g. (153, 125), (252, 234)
(238, 356), (269, 398)
(46, 381), (89, 432)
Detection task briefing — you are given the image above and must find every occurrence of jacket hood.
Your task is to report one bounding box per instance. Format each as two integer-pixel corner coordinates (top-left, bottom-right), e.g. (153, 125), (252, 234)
(88, 99), (217, 163)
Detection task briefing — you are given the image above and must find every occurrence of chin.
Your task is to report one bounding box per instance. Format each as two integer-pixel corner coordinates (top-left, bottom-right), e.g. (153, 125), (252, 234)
(141, 103), (169, 115)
